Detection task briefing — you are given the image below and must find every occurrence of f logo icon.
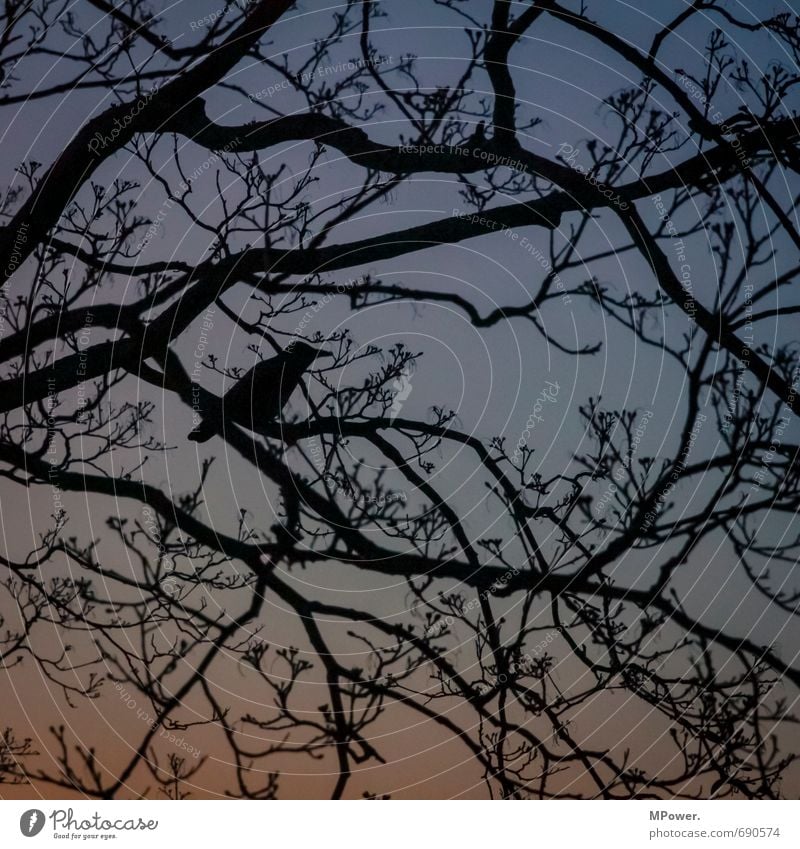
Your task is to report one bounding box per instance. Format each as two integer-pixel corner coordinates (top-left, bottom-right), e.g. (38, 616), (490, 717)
(19, 809), (45, 837)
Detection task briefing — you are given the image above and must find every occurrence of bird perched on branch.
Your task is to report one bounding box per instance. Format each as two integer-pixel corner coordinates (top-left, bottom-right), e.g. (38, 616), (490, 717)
(188, 340), (332, 443)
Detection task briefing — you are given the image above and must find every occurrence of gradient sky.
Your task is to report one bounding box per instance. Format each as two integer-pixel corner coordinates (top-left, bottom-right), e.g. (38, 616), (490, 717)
(1, 0), (799, 799)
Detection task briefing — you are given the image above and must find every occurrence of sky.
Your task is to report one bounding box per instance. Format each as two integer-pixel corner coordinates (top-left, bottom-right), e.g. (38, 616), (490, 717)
(1, 0), (799, 799)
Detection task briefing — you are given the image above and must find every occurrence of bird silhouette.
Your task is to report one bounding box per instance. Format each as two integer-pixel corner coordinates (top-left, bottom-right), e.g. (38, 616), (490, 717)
(188, 340), (331, 443)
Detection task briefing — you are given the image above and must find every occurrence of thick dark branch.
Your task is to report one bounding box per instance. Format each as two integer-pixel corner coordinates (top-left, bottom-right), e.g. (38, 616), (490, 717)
(485, 0), (544, 139)
(0, 0), (295, 278)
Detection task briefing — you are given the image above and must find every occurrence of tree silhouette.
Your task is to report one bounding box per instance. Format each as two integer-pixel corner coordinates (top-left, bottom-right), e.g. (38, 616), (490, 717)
(0, 0), (799, 799)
